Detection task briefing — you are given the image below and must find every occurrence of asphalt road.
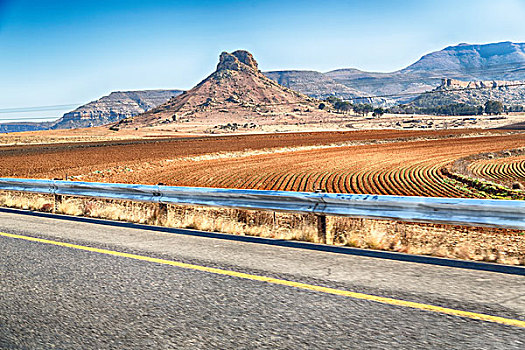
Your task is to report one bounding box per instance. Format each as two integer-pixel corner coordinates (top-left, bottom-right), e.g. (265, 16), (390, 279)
(0, 209), (524, 349)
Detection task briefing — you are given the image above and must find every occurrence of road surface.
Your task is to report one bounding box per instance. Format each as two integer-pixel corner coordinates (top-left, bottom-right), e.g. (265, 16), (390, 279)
(0, 209), (524, 349)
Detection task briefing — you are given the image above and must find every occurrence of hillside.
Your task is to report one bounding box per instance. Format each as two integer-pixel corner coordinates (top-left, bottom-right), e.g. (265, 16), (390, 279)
(264, 70), (392, 105)
(51, 89), (183, 129)
(116, 50), (329, 131)
(265, 41), (525, 104)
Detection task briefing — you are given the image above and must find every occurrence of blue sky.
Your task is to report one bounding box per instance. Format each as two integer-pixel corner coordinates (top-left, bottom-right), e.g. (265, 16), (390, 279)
(1, 0), (525, 122)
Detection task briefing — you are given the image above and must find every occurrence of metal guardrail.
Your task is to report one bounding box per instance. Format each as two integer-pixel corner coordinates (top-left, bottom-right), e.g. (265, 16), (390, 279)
(0, 177), (524, 230)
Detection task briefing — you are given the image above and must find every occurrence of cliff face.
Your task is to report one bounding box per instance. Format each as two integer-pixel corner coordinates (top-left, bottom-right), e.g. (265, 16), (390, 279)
(51, 90), (183, 129)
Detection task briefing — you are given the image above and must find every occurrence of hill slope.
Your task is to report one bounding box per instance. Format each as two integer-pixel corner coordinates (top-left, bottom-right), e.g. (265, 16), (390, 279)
(117, 50), (328, 130)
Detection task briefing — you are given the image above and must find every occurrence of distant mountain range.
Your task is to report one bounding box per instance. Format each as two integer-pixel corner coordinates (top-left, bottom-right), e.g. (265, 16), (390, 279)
(0, 121), (53, 133)
(2, 41), (524, 132)
(264, 41), (525, 104)
(1, 90), (183, 132)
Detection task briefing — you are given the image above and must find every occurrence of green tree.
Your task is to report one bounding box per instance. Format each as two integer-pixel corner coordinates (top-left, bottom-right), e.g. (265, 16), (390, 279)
(484, 100), (503, 115)
(335, 101), (352, 113)
(363, 104), (373, 115)
(325, 96), (341, 104)
(353, 103), (374, 116)
(372, 107), (385, 117)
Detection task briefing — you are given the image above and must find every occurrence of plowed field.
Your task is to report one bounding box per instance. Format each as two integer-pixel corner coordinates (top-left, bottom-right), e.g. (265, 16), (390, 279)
(1, 129), (523, 198)
(469, 155), (525, 185)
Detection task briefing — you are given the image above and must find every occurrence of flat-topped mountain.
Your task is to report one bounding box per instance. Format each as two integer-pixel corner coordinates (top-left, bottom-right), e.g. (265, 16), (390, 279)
(402, 42), (525, 78)
(51, 89), (183, 129)
(116, 50), (327, 130)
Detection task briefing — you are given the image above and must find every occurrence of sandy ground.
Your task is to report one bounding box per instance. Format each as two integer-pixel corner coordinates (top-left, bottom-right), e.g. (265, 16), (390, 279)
(2, 113), (524, 146)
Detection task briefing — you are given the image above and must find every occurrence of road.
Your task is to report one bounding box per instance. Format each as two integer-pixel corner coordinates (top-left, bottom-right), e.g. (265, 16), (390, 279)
(0, 208), (524, 349)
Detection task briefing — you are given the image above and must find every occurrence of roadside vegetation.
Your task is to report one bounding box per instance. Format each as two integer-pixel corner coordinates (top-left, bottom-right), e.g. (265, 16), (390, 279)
(0, 191), (523, 265)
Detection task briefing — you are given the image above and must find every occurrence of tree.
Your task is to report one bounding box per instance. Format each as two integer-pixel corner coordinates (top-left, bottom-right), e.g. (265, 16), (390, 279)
(372, 107), (385, 117)
(477, 106), (484, 115)
(353, 103), (373, 116)
(318, 103), (326, 110)
(353, 104), (363, 115)
(334, 101), (352, 113)
(484, 100), (503, 115)
(363, 104), (374, 115)
(325, 96), (341, 104)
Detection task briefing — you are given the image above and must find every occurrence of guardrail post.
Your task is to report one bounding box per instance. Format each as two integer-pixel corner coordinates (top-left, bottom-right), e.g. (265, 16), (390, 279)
(314, 189), (327, 244)
(156, 203), (168, 225)
(316, 214), (327, 244)
(53, 194), (63, 213)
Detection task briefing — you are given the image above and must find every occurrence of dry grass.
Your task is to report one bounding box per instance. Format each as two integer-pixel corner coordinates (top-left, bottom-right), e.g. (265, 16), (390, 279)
(1, 191), (523, 265)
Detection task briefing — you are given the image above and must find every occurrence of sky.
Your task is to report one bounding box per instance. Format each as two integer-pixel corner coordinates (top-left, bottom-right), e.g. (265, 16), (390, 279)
(1, 0), (525, 122)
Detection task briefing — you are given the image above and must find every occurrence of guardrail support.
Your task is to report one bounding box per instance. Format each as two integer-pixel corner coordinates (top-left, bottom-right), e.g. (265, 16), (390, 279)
(53, 194), (63, 213)
(156, 203), (169, 225)
(316, 214), (327, 244)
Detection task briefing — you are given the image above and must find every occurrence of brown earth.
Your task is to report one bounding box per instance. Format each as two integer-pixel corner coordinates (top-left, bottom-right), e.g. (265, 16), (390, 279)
(1, 128), (523, 199)
(469, 155), (525, 186)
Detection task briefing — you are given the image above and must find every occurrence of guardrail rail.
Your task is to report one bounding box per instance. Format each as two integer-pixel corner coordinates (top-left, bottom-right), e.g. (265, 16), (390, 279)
(0, 177), (524, 241)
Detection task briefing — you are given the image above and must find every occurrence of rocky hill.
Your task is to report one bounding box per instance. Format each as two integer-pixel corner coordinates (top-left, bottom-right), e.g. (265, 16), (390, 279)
(265, 41), (525, 104)
(116, 50), (328, 130)
(51, 89), (183, 129)
(410, 78), (525, 108)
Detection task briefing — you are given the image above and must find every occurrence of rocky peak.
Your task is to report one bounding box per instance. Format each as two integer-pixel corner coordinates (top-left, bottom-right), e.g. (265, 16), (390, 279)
(216, 50), (259, 72)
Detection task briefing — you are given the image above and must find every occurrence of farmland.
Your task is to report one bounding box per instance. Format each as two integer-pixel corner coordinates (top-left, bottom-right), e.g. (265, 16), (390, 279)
(1, 129), (524, 199)
(469, 155), (525, 186)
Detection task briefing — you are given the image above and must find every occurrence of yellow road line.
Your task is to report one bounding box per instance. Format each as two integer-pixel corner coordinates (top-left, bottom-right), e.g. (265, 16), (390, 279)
(1, 231), (524, 329)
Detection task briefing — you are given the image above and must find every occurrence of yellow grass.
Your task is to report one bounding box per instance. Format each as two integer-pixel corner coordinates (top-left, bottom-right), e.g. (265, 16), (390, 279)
(0, 191), (523, 265)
